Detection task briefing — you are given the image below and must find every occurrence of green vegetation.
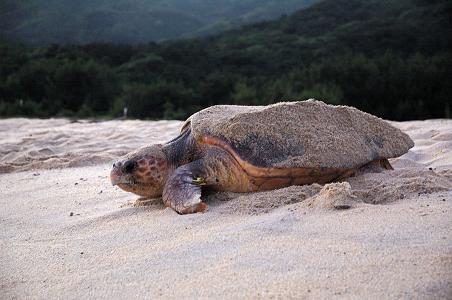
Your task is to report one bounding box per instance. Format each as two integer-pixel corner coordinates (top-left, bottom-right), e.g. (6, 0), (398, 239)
(0, 0), (451, 120)
(0, 0), (315, 44)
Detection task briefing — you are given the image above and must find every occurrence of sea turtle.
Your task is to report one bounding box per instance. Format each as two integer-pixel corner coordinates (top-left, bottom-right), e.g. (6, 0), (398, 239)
(110, 100), (414, 214)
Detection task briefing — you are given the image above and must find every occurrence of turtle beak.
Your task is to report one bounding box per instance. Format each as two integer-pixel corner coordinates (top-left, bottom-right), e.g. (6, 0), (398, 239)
(110, 162), (123, 186)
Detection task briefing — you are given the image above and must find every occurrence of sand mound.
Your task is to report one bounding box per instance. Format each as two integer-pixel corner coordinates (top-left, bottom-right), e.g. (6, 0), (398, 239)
(302, 182), (358, 210)
(208, 182), (360, 214)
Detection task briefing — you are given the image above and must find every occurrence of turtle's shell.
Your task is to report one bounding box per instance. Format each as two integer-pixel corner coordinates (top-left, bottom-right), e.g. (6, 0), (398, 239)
(185, 100), (414, 169)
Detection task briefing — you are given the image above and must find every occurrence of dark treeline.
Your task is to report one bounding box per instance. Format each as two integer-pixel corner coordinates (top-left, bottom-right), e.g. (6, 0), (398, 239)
(0, 0), (451, 120)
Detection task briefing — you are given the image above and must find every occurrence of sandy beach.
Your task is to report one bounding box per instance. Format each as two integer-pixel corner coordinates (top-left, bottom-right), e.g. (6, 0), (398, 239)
(1, 118), (451, 299)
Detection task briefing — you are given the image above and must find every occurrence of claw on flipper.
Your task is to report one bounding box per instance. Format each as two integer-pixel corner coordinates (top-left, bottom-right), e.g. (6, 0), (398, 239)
(192, 177), (207, 185)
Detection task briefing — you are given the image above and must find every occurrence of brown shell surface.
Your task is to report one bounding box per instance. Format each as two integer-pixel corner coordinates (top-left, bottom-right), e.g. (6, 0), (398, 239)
(186, 100), (414, 169)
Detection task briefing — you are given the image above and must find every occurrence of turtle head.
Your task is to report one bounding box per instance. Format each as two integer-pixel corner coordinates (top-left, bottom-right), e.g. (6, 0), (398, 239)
(110, 144), (169, 198)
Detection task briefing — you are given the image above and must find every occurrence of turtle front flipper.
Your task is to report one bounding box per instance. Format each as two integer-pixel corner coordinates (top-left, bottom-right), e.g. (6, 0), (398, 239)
(162, 147), (252, 214)
(162, 160), (209, 214)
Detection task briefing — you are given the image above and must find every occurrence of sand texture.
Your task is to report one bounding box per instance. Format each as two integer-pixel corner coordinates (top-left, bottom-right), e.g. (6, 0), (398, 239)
(1, 117), (451, 299)
(189, 100), (414, 168)
(0, 118), (181, 173)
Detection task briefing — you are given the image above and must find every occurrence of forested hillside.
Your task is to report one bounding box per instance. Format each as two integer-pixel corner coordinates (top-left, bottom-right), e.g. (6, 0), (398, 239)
(0, 0), (451, 120)
(0, 0), (315, 44)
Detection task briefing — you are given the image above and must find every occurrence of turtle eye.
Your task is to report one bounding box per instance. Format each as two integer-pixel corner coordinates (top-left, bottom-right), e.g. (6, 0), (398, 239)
(123, 160), (137, 173)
